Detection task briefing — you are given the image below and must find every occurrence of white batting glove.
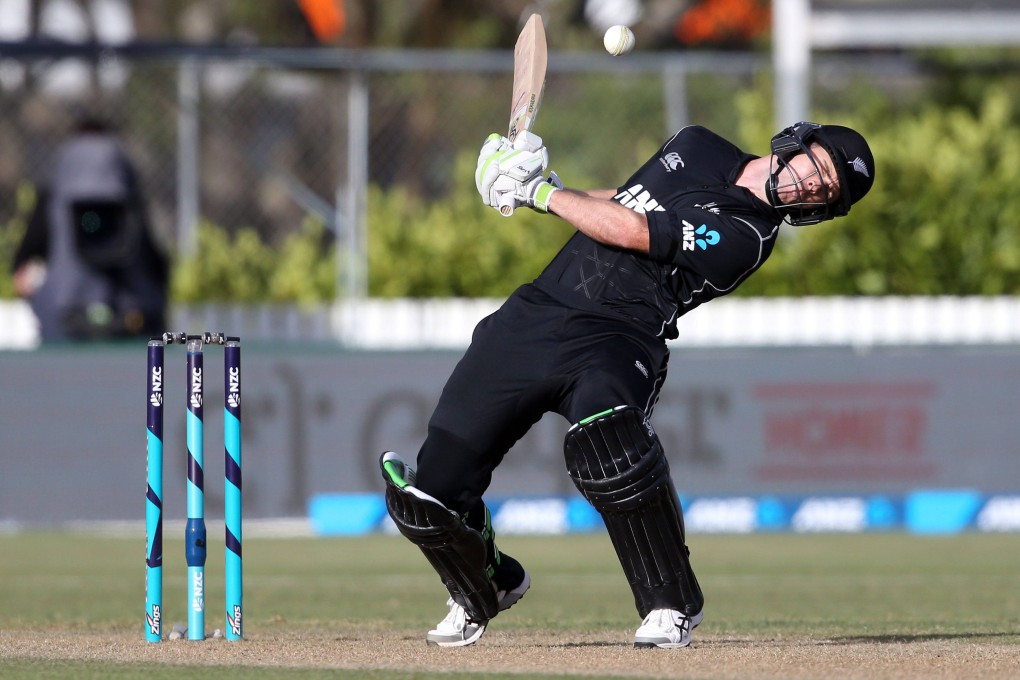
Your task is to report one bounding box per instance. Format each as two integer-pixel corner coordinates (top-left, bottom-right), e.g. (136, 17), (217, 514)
(475, 133), (510, 206)
(475, 133), (549, 208)
(501, 170), (563, 215)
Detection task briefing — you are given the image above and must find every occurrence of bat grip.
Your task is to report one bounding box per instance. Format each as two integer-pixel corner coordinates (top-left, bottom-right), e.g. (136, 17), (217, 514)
(498, 194), (516, 217)
(512, 130), (543, 152)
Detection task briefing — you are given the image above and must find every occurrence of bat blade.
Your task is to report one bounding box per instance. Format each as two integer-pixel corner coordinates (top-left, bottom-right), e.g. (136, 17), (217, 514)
(501, 13), (548, 216)
(507, 13), (547, 144)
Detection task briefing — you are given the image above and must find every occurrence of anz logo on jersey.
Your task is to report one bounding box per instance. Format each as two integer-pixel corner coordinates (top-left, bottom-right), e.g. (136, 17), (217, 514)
(614, 184), (666, 214)
(682, 219), (721, 251)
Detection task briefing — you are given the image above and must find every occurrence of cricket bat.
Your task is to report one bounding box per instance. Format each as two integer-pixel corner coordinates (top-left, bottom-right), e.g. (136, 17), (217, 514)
(500, 13), (548, 217)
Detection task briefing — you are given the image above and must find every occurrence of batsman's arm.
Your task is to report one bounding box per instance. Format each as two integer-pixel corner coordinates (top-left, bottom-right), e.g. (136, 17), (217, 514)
(571, 189), (617, 200)
(546, 188), (650, 253)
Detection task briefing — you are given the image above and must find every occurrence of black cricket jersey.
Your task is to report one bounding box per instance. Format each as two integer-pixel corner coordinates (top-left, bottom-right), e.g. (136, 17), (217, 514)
(533, 126), (782, 340)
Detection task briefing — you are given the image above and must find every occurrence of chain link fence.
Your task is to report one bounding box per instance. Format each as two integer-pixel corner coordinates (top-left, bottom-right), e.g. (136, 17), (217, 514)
(0, 44), (922, 344)
(0, 45), (773, 288)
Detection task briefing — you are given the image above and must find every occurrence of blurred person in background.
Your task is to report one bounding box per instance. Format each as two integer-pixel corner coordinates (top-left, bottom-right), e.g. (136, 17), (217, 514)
(12, 112), (169, 341)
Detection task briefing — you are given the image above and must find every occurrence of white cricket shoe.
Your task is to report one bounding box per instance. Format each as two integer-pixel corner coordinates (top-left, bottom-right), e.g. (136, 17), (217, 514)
(633, 608), (704, 649)
(426, 571), (531, 647)
(495, 569), (530, 612)
(426, 598), (487, 647)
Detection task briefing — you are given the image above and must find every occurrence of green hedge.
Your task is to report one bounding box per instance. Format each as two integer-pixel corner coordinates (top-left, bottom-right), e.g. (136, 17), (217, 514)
(0, 184), (36, 300)
(370, 84), (1020, 298)
(737, 87), (1020, 296)
(5, 82), (1020, 302)
(171, 218), (336, 302)
(366, 153), (577, 298)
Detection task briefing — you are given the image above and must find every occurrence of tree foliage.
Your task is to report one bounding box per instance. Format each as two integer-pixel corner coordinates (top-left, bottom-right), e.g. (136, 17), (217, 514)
(737, 87), (1020, 296)
(170, 219), (335, 303)
(0, 184), (36, 299)
(369, 81), (1020, 299)
(6, 74), (1020, 302)
(366, 152), (575, 297)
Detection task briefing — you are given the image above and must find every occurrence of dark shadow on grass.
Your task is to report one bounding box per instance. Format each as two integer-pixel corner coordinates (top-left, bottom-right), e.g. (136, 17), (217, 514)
(541, 631), (1017, 650)
(817, 632), (1016, 645)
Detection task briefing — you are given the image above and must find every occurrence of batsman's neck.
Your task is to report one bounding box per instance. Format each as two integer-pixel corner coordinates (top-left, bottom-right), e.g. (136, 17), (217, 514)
(735, 156), (774, 207)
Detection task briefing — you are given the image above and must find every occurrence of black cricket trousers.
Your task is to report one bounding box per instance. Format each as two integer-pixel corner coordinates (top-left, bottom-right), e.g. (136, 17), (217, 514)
(414, 283), (670, 519)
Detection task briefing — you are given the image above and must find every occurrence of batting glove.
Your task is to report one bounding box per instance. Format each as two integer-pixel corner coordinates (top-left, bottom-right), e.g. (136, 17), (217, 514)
(504, 170), (563, 214)
(475, 133), (549, 208)
(475, 133), (511, 206)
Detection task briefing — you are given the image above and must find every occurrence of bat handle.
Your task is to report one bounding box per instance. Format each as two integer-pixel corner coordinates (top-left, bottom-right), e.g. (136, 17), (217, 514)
(512, 130), (543, 152)
(498, 194), (516, 217)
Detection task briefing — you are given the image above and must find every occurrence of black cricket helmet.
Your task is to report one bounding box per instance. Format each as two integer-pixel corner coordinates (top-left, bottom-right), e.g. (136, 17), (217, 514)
(766, 121), (875, 226)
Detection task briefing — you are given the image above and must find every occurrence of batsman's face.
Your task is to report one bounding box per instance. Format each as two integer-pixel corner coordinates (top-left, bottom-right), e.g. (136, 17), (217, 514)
(774, 143), (841, 207)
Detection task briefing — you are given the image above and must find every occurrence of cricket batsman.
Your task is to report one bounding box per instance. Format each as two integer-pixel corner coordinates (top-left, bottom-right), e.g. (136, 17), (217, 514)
(381, 120), (875, 647)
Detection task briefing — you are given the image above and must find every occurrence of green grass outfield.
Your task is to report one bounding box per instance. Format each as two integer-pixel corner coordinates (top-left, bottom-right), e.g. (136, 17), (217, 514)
(1, 532), (1019, 679)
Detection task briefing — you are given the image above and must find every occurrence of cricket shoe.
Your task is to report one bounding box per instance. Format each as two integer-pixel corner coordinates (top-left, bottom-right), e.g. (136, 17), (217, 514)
(491, 553), (530, 613)
(426, 569), (531, 647)
(633, 608), (704, 649)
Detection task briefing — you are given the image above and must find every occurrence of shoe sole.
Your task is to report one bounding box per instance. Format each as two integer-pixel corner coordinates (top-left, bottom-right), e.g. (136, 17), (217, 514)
(498, 571), (530, 612)
(633, 610), (704, 649)
(426, 623), (487, 648)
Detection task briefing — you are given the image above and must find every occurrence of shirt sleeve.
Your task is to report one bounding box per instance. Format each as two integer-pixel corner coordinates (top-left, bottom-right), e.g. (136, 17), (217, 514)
(646, 207), (772, 294)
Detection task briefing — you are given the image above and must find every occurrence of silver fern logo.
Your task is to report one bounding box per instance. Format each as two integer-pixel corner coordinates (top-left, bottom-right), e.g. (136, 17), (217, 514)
(850, 157), (870, 178)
